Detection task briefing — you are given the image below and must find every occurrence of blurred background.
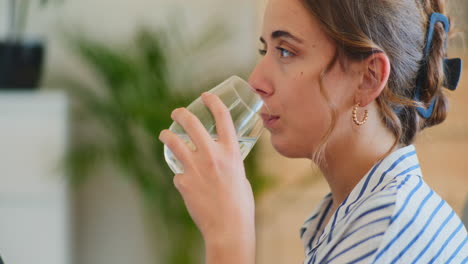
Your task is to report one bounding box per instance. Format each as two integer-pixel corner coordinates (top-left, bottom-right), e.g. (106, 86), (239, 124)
(0, 0), (466, 263)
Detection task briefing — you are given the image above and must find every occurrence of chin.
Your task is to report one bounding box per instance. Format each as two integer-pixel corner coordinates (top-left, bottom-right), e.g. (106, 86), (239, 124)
(271, 136), (310, 159)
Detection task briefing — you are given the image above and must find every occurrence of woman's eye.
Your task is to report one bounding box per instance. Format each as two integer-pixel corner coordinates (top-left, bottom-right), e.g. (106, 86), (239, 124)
(277, 47), (294, 58)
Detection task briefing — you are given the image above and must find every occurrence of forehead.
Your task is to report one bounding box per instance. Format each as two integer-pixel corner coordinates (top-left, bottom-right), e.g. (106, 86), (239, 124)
(262, 0), (320, 41)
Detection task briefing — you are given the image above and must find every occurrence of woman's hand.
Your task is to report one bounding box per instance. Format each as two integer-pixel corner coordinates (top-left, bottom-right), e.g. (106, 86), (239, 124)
(158, 92), (256, 262)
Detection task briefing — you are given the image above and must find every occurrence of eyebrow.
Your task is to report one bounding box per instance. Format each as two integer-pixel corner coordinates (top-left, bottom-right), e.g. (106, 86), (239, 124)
(260, 30), (304, 44)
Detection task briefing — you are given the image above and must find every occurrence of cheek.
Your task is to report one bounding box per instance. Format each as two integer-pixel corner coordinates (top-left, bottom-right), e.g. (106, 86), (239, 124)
(290, 92), (331, 136)
(276, 80), (333, 156)
(322, 64), (356, 112)
(288, 72), (331, 128)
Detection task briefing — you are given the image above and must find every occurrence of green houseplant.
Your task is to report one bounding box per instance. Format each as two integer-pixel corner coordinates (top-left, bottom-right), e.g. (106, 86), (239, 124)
(59, 21), (271, 264)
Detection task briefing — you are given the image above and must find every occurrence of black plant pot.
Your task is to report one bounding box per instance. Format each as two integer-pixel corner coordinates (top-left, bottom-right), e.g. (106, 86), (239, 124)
(0, 40), (45, 89)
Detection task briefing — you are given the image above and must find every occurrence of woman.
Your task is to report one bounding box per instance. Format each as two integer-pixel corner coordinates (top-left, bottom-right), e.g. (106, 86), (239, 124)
(159, 0), (468, 263)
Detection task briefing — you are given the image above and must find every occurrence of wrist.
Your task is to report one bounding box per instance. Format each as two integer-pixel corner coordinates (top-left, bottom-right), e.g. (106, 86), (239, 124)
(204, 231), (256, 264)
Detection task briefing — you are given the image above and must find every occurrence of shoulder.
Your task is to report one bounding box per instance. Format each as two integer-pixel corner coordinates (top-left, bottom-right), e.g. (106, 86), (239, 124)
(370, 174), (468, 263)
(315, 174), (468, 264)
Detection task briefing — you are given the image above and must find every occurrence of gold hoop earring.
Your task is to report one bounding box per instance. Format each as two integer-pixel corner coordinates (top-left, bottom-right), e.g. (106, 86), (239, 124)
(352, 103), (368, 126)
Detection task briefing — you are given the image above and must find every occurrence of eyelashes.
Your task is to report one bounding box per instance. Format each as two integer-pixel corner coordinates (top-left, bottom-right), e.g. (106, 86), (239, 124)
(258, 47), (295, 58)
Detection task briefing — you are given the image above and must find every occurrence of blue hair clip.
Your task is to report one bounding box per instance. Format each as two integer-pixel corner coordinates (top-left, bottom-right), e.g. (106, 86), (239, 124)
(414, 13), (462, 119)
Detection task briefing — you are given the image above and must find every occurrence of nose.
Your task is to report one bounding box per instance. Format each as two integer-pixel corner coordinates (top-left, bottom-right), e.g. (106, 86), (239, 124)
(248, 58), (274, 98)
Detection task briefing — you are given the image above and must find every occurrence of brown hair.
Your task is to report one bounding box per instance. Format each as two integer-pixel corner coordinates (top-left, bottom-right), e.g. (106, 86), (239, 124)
(301, 0), (452, 162)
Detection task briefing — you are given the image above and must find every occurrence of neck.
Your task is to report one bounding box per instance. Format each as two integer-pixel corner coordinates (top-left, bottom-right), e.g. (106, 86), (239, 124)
(318, 110), (397, 208)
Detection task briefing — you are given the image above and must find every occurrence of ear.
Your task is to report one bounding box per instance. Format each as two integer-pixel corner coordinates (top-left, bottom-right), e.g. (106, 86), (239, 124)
(355, 52), (391, 107)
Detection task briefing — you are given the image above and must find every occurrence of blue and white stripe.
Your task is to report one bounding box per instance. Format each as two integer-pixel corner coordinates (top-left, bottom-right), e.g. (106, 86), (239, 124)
(300, 145), (468, 263)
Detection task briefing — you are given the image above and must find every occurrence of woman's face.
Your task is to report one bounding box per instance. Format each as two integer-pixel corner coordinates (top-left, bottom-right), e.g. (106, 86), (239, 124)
(249, 0), (361, 159)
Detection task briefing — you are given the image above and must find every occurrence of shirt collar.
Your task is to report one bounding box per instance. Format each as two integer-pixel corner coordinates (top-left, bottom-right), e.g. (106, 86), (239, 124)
(300, 144), (422, 251)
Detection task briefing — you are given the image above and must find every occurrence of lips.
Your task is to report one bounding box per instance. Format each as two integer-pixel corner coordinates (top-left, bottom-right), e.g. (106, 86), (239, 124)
(261, 113), (280, 121)
(261, 113), (280, 128)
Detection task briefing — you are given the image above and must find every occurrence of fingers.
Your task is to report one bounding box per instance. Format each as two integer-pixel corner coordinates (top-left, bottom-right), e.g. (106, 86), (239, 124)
(201, 92), (237, 145)
(173, 173), (186, 193)
(171, 107), (213, 152)
(158, 129), (193, 170)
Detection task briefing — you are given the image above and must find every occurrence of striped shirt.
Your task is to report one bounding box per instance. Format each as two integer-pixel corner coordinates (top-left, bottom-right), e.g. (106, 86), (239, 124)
(300, 145), (468, 263)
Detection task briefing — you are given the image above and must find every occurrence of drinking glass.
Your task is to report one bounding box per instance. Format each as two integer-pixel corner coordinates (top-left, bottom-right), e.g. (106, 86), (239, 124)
(164, 75), (264, 174)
